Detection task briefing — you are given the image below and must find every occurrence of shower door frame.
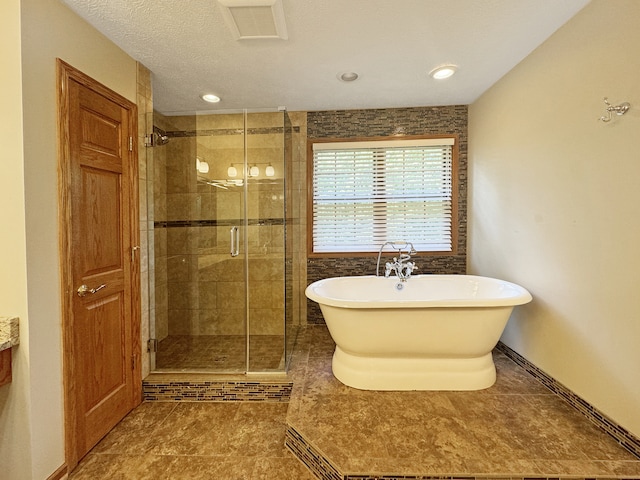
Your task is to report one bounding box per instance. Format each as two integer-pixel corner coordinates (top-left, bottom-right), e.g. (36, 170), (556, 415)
(148, 108), (290, 374)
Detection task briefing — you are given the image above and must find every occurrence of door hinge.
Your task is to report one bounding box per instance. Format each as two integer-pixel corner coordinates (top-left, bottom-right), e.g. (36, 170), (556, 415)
(128, 136), (133, 152)
(147, 338), (158, 353)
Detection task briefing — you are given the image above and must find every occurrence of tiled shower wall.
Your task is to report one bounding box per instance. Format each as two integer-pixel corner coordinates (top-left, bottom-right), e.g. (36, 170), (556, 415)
(305, 106), (468, 323)
(286, 112), (308, 346)
(151, 111), (293, 339)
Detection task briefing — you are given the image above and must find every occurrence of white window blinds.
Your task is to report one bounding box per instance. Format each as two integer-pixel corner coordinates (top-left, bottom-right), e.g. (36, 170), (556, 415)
(311, 138), (455, 254)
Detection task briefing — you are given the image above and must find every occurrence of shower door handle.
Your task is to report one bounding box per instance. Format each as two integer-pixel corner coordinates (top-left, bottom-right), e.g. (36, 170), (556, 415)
(230, 226), (239, 257)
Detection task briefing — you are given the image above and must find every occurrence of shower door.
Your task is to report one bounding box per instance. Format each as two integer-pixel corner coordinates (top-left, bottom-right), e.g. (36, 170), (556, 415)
(200, 109), (248, 372)
(150, 109), (288, 373)
(245, 111), (287, 372)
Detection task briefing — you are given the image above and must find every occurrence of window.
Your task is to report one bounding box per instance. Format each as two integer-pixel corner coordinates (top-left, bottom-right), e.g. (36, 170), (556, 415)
(309, 136), (457, 255)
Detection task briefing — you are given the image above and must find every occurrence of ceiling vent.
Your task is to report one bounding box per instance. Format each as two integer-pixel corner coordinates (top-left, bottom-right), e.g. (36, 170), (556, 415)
(218, 0), (288, 40)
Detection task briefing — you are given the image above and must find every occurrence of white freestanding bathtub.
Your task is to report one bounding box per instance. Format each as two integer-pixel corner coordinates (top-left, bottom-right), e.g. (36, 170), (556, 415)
(305, 275), (532, 391)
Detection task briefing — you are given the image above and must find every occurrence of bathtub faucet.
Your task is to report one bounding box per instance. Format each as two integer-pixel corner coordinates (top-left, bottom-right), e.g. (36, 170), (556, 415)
(376, 241), (418, 281)
(385, 253), (418, 282)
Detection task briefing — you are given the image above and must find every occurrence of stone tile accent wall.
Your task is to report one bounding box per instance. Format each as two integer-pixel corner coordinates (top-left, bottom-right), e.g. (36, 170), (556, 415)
(306, 106), (468, 324)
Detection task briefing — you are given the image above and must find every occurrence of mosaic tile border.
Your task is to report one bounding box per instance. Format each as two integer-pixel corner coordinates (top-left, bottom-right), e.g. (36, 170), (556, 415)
(348, 477), (515, 480)
(166, 126), (300, 138)
(496, 341), (640, 460)
(285, 426), (342, 480)
(154, 217), (284, 228)
(143, 380), (292, 402)
(343, 477), (629, 480)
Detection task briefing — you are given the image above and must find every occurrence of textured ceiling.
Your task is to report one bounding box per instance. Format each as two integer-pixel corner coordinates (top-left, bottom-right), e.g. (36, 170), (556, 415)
(60, 0), (590, 115)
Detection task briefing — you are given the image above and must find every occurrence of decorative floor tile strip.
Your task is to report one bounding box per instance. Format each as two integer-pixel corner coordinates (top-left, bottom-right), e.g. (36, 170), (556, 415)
(496, 341), (640, 460)
(142, 380), (292, 402)
(346, 476), (455, 480)
(325, 474), (637, 480)
(285, 426), (343, 480)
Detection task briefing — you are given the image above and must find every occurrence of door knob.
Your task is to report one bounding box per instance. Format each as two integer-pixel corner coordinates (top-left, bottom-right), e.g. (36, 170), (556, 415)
(77, 284), (106, 297)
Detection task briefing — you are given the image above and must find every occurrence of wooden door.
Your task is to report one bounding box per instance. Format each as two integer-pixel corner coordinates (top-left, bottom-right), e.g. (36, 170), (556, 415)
(58, 60), (141, 469)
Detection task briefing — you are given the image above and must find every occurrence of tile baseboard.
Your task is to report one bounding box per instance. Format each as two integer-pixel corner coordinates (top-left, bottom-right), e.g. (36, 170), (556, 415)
(143, 379), (292, 402)
(496, 341), (640, 460)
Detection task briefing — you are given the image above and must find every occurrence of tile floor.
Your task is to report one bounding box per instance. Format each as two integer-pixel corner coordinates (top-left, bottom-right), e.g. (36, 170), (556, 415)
(68, 401), (315, 479)
(156, 334), (285, 371)
(288, 326), (640, 478)
(71, 325), (640, 479)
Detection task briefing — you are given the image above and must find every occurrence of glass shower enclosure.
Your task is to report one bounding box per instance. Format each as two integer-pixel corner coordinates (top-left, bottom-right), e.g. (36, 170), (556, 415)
(148, 108), (295, 373)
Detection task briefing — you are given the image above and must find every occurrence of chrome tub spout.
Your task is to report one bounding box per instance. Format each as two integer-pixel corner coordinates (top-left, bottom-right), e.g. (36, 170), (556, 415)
(376, 241), (418, 281)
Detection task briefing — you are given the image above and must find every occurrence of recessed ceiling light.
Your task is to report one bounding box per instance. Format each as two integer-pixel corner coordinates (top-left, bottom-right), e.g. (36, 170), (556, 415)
(429, 65), (458, 80)
(202, 94), (221, 103)
(338, 72), (359, 82)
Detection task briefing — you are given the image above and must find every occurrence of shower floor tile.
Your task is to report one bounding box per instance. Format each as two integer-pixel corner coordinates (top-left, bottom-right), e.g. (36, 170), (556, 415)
(155, 334), (284, 371)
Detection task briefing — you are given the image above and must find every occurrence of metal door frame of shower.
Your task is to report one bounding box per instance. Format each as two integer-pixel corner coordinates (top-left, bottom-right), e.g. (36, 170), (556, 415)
(242, 109), (251, 372)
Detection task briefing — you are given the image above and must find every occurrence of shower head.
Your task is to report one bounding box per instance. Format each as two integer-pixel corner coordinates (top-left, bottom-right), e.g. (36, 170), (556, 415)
(153, 128), (169, 146)
(145, 127), (170, 147)
(155, 132), (169, 145)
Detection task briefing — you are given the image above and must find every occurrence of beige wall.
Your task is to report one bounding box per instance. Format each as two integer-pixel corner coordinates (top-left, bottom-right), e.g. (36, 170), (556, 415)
(0, 0), (138, 477)
(469, 0), (640, 438)
(0, 1), (32, 479)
